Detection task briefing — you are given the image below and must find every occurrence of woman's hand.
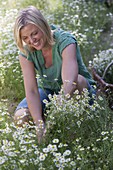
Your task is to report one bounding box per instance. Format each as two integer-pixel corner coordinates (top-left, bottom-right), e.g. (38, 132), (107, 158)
(35, 120), (46, 143)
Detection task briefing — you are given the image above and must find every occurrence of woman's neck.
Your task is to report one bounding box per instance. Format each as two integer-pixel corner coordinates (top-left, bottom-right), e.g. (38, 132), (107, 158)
(42, 46), (52, 59)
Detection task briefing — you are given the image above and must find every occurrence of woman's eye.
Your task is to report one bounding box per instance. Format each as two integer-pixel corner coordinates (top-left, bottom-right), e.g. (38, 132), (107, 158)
(33, 31), (38, 35)
(23, 37), (27, 41)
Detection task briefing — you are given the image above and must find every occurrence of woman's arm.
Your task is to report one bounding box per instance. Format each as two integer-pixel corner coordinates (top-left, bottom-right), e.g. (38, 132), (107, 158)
(61, 43), (78, 96)
(19, 55), (43, 125)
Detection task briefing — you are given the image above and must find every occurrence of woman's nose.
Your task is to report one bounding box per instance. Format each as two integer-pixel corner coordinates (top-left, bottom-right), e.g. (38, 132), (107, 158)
(29, 36), (36, 44)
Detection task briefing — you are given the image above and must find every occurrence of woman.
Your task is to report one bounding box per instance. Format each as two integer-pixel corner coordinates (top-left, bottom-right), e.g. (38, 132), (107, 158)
(14, 6), (95, 142)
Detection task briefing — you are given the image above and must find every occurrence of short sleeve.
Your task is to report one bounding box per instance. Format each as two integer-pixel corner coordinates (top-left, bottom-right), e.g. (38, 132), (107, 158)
(58, 31), (77, 55)
(19, 46), (33, 62)
(19, 51), (27, 58)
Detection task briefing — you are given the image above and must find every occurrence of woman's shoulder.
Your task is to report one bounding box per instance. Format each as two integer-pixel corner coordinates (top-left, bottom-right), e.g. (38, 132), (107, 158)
(19, 45), (40, 62)
(50, 24), (62, 40)
(50, 24), (75, 43)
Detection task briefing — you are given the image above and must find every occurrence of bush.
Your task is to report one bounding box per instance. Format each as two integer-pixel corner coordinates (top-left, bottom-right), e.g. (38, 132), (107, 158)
(0, 1), (113, 169)
(91, 49), (113, 84)
(0, 0), (50, 11)
(0, 9), (24, 101)
(47, 0), (112, 65)
(0, 90), (113, 169)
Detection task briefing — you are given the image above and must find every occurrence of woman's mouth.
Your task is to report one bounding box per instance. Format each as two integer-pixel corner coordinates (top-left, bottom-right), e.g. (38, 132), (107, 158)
(33, 41), (39, 46)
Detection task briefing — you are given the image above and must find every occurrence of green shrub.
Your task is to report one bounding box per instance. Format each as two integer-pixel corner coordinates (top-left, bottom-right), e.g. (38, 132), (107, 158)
(0, 2), (113, 169)
(0, 90), (113, 169)
(91, 49), (113, 84)
(0, 0), (50, 11)
(48, 0), (112, 65)
(0, 9), (24, 101)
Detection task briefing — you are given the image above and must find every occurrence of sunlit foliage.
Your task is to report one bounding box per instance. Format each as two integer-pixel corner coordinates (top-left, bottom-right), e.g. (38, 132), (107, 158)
(0, 0), (113, 169)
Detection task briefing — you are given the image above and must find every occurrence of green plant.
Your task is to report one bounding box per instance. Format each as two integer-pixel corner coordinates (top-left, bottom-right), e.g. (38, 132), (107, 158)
(0, 1), (113, 169)
(0, 90), (113, 169)
(0, 9), (24, 102)
(91, 49), (113, 84)
(48, 0), (112, 65)
(0, 0), (50, 11)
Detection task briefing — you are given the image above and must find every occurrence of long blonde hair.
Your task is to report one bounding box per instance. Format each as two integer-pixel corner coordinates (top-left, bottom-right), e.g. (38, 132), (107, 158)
(14, 6), (54, 54)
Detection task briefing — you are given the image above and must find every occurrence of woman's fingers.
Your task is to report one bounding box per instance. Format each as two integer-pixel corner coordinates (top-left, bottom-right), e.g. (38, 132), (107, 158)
(35, 120), (46, 143)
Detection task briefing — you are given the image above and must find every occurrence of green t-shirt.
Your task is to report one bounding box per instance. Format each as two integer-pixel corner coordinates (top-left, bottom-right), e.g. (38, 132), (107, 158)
(20, 26), (95, 93)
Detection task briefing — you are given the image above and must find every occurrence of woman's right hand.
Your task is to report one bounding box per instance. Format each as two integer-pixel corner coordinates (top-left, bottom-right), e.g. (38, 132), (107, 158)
(35, 120), (46, 143)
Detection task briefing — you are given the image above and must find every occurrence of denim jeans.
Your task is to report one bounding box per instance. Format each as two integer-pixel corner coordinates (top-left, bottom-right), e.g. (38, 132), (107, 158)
(16, 88), (55, 113)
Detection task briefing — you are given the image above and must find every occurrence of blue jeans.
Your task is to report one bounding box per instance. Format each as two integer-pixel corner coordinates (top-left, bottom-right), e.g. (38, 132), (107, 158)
(16, 82), (96, 112)
(16, 88), (55, 113)
(87, 81), (96, 105)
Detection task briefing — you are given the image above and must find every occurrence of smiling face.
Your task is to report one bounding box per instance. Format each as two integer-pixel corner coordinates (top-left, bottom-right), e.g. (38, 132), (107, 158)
(20, 23), (47, 50)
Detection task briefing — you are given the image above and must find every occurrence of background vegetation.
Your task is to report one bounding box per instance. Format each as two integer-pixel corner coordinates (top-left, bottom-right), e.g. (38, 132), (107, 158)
(0, 0), (113, 169)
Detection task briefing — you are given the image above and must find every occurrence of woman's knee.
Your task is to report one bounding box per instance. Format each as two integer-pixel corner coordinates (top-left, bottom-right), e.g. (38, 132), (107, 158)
(14, 108), (31, 126)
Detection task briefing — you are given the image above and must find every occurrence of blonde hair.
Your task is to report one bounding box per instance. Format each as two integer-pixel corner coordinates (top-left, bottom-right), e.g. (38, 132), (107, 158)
(14, 6), (54, 54)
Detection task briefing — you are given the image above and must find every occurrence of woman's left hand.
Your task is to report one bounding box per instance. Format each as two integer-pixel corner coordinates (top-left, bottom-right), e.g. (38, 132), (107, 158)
(35, 120), (46, 143)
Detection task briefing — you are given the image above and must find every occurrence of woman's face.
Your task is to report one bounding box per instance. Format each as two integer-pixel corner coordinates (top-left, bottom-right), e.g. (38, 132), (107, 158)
(20, 23), (46, 50)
